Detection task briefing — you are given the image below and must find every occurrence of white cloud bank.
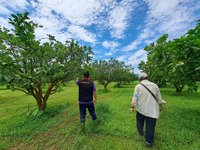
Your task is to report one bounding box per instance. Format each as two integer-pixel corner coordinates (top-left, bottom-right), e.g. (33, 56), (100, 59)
(121, 0), (199, 74)
(0, 0), (199, 74)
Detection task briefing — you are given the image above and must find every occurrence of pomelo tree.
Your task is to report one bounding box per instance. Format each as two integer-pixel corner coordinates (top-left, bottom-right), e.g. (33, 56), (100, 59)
(92, 58), (134, 89)
(0, 12), (92, 111)
(139, 21), (200, 92)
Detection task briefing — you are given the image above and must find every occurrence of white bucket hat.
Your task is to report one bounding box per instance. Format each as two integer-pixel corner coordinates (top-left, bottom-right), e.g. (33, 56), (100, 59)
(139, 72), (148, 79)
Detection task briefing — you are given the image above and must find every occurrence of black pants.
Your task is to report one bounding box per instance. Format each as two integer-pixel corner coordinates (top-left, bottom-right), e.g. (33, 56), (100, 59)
(136, 111), (157, 144)
(79, 103), (97, 123)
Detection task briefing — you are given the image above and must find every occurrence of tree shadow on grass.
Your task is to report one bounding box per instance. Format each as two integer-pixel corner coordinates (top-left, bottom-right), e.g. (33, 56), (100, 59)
(113, 84), (133, 89)
(0, 88), (8, 90)
(1, 102), (71, 139)
(44, 102), (70, 116)
(98, 89), (111, 94)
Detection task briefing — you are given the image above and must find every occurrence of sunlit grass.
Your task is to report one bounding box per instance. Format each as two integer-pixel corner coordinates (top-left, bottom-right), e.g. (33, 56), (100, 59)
(0, 82), (200, 150)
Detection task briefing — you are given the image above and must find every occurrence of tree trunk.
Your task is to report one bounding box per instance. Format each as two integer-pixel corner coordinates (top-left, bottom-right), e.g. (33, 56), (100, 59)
(37, 99), (47, 111)
(104, 84), (107, 90)
(29, 80), (57, 112)
(174, 84), (184, 93)
(117, 81), (123, 88)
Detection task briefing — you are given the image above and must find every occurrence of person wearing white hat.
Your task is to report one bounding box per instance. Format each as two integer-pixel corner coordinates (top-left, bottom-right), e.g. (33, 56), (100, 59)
(130, 72), (166, 147)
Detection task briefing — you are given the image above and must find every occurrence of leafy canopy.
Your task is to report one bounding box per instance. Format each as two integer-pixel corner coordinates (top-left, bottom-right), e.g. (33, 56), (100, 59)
(0, 12), (92, 110)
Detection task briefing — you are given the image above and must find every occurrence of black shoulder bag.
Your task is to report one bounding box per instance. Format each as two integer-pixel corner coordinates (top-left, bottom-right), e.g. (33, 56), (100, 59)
(140, 83), (159, 104)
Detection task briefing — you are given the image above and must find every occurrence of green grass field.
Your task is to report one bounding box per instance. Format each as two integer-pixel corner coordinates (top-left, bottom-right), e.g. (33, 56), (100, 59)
(0, 82), (200, 150)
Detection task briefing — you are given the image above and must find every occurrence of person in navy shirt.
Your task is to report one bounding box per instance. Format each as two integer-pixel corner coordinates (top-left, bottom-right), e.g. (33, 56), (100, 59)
(76, 71), (97, 132)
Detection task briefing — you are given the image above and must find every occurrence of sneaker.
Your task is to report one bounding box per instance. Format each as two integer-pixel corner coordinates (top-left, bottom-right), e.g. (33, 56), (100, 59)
(145, 141), (153, 148)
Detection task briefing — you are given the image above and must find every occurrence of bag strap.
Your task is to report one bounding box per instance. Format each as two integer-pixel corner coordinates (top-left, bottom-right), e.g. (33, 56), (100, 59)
(140, 83), (159, 104)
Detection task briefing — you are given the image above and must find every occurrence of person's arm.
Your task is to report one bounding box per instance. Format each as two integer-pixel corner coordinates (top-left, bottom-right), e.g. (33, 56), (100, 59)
(76, 77), (79, 85)
(156, 85), (166, 110)
(93, 92), (97, 104)
(130, 85), (139, 112)
(93, 84), (97, 104)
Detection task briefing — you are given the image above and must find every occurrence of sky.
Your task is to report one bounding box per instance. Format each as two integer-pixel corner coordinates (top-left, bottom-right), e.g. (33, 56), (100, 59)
(0, 0), (200, 74)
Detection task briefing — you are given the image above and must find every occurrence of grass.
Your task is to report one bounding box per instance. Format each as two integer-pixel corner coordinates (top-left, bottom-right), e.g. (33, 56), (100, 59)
(0, 82), (200, 150)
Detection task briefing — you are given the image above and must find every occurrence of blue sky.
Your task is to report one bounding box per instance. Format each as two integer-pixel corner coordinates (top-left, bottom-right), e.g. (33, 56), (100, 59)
(0, 0), (199, 74)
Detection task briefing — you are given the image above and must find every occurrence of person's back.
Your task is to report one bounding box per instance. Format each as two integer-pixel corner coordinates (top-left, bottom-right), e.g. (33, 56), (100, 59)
(78, 79), (94, 103)
(130, 72), (165, 147)
(76, 71), (97, 133)
(135, 79), (162, 118)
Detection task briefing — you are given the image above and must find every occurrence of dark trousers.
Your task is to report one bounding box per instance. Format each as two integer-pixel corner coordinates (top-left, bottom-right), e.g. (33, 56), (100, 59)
(136, 111), (157, 144)
(79, 103), (97, 123)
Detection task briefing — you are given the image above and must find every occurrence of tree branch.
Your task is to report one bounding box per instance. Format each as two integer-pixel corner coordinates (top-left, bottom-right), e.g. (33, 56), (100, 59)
(43, 80), (57, 101)
(12, 87), (29, 95)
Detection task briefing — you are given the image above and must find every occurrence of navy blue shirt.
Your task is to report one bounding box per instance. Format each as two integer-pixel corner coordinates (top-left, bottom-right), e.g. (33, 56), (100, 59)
(76, 78), (96, 104)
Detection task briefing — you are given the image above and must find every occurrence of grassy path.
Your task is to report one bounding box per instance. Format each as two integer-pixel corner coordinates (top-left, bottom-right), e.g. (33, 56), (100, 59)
(0, 82), (200, 150)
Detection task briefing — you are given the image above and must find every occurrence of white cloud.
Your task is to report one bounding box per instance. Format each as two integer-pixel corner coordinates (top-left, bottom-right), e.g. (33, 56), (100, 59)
(0, 0), (138, 44)
(35, 27), (72, 43)
(30, 10), (71, 43)
(31, 1), (52, 17)
(122, 39), (141, 51)
(0, 0), (198, 69)
(31, 16), (66, 33)
(117, 56), (126, 62)
(134, 67), (141, 75)
(126, 49), (147, 66)
(30, 0), (38, 8)
(0, 17), (12, 29)
(146, 0), (180, 19)
(138, 28), (155, 40)
(122, 0), (199, 74)
(115, 49), (147, 74)
(122, 28), (155, 51)
(104, 50), (117, 57)
(0, 5), (12, 15)
(0, 0), (29, 13)
(28, 1), (98, 44)
(40, 0), (103, 26)
(132, 49), (147, 58)
(108, 6), (128, 38)
(108, 1), (136, 38)
(40, 0), (137, 39)
(10, 0), (29, 9)
(102, 40), (120, 56)
(68, 25), (96, 43)
(105, 52), (113, 56)
(122, 0), (199, 53)
(102, 41), (119, 50)
(0, 0), (28, 29)
(145, 0), (198, 38)
(32, 1), (99, 44)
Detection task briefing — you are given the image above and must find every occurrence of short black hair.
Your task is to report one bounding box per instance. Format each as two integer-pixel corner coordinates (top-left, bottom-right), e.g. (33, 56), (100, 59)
(84, 71), (89, 78)
(139, 76), (148, 81)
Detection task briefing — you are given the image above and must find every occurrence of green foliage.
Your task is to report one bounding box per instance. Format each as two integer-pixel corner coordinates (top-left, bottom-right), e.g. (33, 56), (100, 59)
(112, 62), (134, 88)
(92, 58), (135, 89)
(0, 12), (92, 110)
(141, 34), (169, 87)
(92, 59), (113, 90)
(139, 21), (200, 92)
